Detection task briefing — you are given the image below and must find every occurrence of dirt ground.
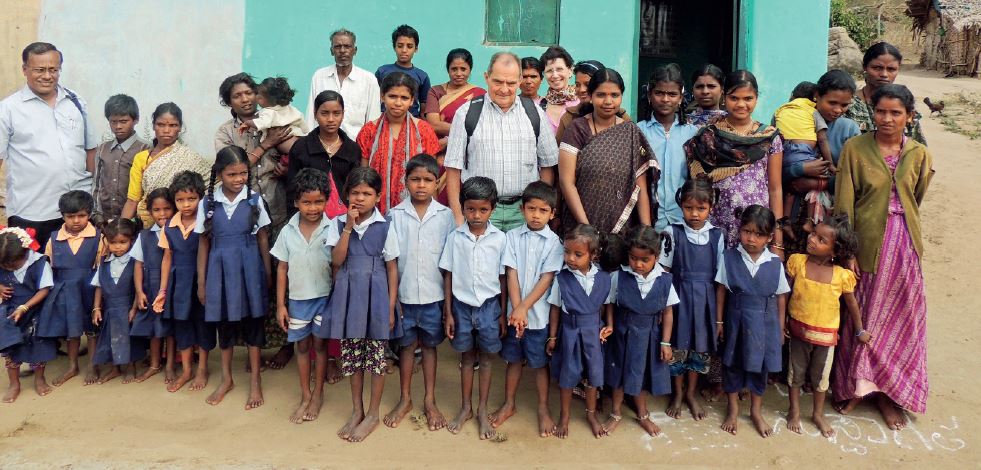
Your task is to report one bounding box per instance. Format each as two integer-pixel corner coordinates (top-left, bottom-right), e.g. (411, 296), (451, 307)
(0, 68), (978, 469)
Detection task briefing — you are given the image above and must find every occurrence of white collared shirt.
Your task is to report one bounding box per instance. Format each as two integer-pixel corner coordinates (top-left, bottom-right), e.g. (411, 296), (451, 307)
(324, 209), (399, 262)
(548, 264), (615, 314)
(439, 222), (506, 307)
(129, 224), (162, 263)
(111, 133), (140, 153)
(194, 184), (272, 234)
(502, 224), (563, 329)
(270, 213), (333, 300)
(10, 251), (53, 288)
(715, 246), (790, 294)
(0, 85), (98, 220)
(659, 221), (725, 268)
(90, 254), (132, 286)
(305, 64), (381, 137)
(389, 199), (455, 305)
(610, 264), (680, 304)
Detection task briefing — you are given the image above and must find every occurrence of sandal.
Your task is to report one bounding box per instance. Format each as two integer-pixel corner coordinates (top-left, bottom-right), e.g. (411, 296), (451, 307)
(609, 412), (622, 422)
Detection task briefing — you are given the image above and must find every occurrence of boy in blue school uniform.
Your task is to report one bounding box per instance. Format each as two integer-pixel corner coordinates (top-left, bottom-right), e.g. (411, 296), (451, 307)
(375, 24), (431, 118)
(489, 181), (563, 437)
(384, 155), (455, 431)
(439, 176), (507, 440)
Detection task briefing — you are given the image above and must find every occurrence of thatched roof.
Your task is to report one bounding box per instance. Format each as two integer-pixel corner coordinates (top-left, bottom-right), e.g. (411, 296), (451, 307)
(908, 0), (981, 29)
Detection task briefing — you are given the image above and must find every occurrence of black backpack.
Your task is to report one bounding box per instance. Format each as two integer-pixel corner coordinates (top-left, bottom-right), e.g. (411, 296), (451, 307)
(462, 95), (541, 169)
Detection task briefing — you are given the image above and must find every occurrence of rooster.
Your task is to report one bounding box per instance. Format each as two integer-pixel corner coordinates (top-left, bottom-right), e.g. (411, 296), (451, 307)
(924, 97), (945, 116)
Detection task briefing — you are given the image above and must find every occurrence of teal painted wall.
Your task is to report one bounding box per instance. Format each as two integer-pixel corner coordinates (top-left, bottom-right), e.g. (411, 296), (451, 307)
(243, 0), (640, 116)
(738, 0), (832, 120)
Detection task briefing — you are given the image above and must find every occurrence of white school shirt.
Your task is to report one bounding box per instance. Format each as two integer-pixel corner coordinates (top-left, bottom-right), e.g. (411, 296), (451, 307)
(609, 264), (680, 305)
(11, 251), (54, 288)
(548, 264), (616, 314)
(305, 64), (381, 137)
(324, 209), (399, 262)
(715, 246), (791, 295)
(389, 199), (455, 305)
(502, 224), (564, 330)
(90, 254), (132, 286)
(439, 222), (506, 307)
(269, 213), (333, 300)
(129, 224), (162, 263)
(194, 184), (271, 235)
(658, 221), (725, 269)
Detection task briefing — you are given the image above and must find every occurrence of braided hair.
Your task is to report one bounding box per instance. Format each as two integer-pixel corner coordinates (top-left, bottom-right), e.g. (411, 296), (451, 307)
(204, 146), (258, 236)
(0, 233), (29, 268)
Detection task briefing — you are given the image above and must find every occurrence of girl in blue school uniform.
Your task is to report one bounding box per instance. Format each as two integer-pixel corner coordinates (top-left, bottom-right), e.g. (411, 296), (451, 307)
(130, 188), (175, 383)
(37, 190), (103, 386)
(158, 171), (215, 393)
(315, 167), (400, 443)
(197, 146), (273, 410)
(547, 224), (615, 440)
(604, 225), (678, 437)
(661, 176), (724, 421)
(0, 228), (55, 402)
(716, 205), (790, 438)
(90, 218), (147, 384)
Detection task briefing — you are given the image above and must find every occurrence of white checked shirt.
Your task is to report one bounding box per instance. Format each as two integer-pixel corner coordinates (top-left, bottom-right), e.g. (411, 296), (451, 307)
(389, 199), (455, 305)
(502, 224), (563, 330)
(439, 222), (506, 307)
(444, 98), (559, 198)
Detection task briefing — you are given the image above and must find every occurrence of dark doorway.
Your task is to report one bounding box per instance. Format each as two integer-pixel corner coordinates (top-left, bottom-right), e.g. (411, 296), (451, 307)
(637, 0), (737, 118)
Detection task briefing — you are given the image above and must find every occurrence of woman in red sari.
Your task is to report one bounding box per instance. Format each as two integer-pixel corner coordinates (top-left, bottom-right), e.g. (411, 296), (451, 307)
(425, 48), (485, 203)
(357, 72), (440, 213)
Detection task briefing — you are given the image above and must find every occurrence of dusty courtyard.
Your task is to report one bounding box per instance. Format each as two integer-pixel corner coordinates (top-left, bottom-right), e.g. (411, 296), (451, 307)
(0, 69), (978, 468)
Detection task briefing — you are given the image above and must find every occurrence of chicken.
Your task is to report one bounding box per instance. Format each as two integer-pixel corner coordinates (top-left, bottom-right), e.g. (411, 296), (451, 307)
(924, 97), (945, 116)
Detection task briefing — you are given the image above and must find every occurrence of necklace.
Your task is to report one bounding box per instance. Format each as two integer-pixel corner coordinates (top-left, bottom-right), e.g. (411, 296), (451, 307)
(589, 113), (616, 135)
(722, 117), (755, 135)
(318, 133), (341, 154)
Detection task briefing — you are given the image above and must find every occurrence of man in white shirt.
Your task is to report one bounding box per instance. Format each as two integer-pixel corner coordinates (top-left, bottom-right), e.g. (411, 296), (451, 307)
(305, 29), (381, 138)
(0, 42), (97, 247)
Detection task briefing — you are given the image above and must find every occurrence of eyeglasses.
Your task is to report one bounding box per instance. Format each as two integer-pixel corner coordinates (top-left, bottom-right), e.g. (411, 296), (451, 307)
(29, 67), (60, 76)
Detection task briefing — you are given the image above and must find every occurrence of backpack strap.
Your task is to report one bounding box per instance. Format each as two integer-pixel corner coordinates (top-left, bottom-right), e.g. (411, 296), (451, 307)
(63, 87), (89, 147)
(463, 95), (540, 170)
(518, 96), (541, 141)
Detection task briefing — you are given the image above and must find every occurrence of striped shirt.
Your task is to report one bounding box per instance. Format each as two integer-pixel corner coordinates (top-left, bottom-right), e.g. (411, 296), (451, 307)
(444, 97), (558, 198)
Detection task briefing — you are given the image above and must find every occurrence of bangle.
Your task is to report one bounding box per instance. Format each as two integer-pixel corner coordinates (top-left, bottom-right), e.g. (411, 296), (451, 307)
(659, 341), (671, 347)
(343, 228), (353, 234)
(92, 307), (102, 312)
(14, 305), (28, 313)
(856, 329), (867, 338)
(547, 337), (556, 342)
(716, 321), (724, 325)
(770, 243), (785, 250)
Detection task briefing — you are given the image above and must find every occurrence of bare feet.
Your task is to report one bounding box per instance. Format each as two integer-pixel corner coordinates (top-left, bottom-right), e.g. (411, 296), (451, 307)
(348, 414), (380, 442)
(687, 395), (707, 420)
(134, 366), (161, 383)
(555, 413), (570, 439)
(53, 366), (78, 387)
(478, 408), (496, 440)
(813, 413), (835, 437)
(489, 402), (516, 429)
(206, 380), (234, 405)
(424, 401), (447, 431)
(666, 395), (684, 419)
(290, 397), (312, 424)
(384, 398), (413, 428)
(34, 376), (52, 397)
(447, 407), (473, 434)
(637, 414), (662, 436)
(384, 358), (397, 375)
(97, 368), (121, 384)
(787, 408), (803, 434)
(833, 397), (861, 415)
(121, 368), (136, 384)
(876, 394), (907, 430)
(303, 393), (324, 421)
(538, 406), (556, 437)
(189, 369), (208, 391)
(245, 380), (264, 410)
(264, 345), (294, 370)
(701, 383), (725, 403)
(326, 360), (343, 385)
(167, 371), (192, 393)
(586, 410), (607, 438)
(338, 410), (364, 439)
(83, 367), (99, 386)
(602, 413), (622, 434)
(750, 411), (773, 438)
(164, 367), (176, 385)
(3, 383), (20, 403)
(721, 409), (738, 435)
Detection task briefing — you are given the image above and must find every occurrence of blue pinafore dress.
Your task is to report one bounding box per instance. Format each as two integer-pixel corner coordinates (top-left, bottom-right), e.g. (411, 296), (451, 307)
(315, 218), (398, 340)
(670, 224), (721, 353)
(204, 194), (268, 323)
(551, 269), (611, 389)
(38, 231), (100, 338)
(0, 257), (57, 364)
(720, 249), (783, 375)
(605, 269), (674, 396)
(130, 229), (172, 338)
(92, 258), (148, 365)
